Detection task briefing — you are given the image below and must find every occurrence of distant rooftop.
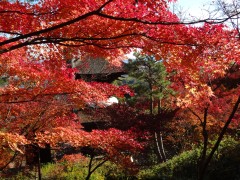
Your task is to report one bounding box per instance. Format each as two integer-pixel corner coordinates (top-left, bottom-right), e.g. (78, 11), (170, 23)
(73, 57), (124, 74)
(73, 57), (126, 82)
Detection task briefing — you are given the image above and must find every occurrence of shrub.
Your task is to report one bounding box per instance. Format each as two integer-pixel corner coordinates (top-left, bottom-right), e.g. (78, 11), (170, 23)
(207, 137), (240, 180)
(41, 163), (65, 179)
(102, 161), (137, 180)
(41, 156), (105, 180)
(138, 149), (200, 180)
(7, 155), (137, 179)
(138, 137), (240, 180)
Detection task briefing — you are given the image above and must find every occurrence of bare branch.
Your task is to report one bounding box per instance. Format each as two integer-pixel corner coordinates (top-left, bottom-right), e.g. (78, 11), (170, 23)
(97, 11), (240, 25)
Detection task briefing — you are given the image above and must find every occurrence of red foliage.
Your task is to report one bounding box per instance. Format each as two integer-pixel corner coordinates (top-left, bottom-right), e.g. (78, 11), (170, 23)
(0, 0), (239, 171)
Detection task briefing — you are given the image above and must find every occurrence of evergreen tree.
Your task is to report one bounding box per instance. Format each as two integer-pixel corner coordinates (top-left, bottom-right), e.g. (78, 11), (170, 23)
(117, 53), (175, 163)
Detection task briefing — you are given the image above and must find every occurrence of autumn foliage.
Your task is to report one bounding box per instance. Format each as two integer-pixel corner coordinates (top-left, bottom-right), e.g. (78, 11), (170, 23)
(0, 0), (239, 179)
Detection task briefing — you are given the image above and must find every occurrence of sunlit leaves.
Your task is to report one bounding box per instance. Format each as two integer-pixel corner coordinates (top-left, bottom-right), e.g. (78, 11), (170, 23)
(35, 127), (142, 160)
(0, 0), (239, 172)
(0, 132), (29, 153)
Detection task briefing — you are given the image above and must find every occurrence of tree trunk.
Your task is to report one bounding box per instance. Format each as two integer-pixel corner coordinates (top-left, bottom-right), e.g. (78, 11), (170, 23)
(85, 154), (107, 180)
(154, 131), (163, 162)
(156, 98), (167, 162)
(198, 96), (240, 180)
(37, 147), (42, 180)
(198, 108), (209, 179)
(85, 154), (93, 180)
(154, 132), (167, 163)
(158, 132), (167, 162)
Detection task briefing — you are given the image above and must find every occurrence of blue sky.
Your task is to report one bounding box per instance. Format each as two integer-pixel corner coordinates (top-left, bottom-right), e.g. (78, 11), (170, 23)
(177, 0), (210, 9)
(127, 0), (214, 59)
(173, 0), (213, 19)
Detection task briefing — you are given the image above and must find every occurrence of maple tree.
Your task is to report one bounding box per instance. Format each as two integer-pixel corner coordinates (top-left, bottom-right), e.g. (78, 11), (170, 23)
(0, 55), (134, 162)
(0, 0), (240, 179)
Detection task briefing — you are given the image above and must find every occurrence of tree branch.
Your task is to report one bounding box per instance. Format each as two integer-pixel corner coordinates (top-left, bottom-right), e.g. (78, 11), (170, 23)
(97, 11), (240, 25)
(1, 0), (238, 54)
(207, 96), (240, 161)
(0, 0), (115, 51)
(199, 95), (240, 180)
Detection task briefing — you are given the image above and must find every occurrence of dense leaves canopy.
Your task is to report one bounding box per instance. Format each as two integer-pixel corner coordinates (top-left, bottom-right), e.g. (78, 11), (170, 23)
(0, 0), (239, 175)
